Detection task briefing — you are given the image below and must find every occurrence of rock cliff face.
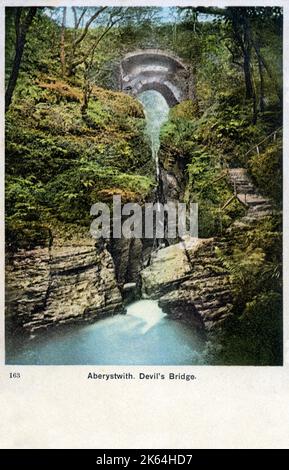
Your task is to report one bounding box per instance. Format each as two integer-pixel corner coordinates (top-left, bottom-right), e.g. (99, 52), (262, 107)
(141, 237), (233, 331)
(110, 237), (143, 286)
(109, 236), (145, 304)
(6, 237), (123, 332)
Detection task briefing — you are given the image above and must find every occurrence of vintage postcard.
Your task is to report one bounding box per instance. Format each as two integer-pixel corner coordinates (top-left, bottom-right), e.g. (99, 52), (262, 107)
(0, 0), (288, 449)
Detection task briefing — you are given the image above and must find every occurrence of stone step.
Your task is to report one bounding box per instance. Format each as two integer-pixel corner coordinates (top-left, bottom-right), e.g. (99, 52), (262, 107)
(233, 182), (255, 191)
(249, 201), (272, 210)
(236, 193), (268, 206)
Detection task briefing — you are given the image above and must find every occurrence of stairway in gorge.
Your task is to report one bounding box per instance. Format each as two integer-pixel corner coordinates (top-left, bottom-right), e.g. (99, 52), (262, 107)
(228, 168), (273, 229)
(141, 166), (275, 331)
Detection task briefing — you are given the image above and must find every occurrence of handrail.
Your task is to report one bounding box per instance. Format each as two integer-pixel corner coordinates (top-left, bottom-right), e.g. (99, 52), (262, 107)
(243, 126), (282, 158)
(186, 127), (282, 207)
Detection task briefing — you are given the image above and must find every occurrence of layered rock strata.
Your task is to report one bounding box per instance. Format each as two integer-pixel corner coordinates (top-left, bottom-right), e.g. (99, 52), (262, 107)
(6, 237), (123, 332)
(141, 237), (233, 331)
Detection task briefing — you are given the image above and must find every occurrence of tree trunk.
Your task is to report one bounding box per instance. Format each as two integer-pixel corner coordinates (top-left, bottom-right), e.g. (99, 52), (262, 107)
(81, 61), (93, 119)
(243, 48), (254, 99)
(81, 82), (90, 116)
(252, 85), (258, 125)
(257, 53), (265, 112)
(243, 17), (254, 100)
(5, 7), (37, 112)
(244, 47), (257, 123)
(259, 54), (282, 104)
(243, 16), (257, 123)
(253, 38), (282, 106)
(5, 43), (24, 113)
(60, 7), (67, 77)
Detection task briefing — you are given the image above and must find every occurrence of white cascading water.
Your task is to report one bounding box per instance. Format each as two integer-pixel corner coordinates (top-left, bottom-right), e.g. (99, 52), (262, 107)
(126, 299), (166, 334)
(138, 90), (169, 179)
(138, 90), (170, 244)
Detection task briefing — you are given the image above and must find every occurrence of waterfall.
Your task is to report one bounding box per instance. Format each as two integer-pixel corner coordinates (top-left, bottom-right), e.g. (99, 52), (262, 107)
(138, 90), (169, 184)
(138, 91), (169, 247)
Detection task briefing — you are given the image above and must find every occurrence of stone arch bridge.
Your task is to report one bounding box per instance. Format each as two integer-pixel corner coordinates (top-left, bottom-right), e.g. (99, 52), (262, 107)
(120, 49), (192, 107)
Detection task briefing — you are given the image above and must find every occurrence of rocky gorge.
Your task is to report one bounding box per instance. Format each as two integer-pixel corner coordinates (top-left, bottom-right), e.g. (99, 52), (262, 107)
(6, 87), (274, 339)
(5, 7), (282, 365)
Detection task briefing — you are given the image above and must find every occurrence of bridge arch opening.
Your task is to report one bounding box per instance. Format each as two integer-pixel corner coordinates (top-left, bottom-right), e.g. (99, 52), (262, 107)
(120, 49), (189, 107)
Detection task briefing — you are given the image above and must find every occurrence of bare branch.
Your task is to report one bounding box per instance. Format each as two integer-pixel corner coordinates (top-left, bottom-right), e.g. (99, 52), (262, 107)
(72, 7), (78, 29)
(76, 8), (88, 29)
(70, 12), (123, 71)
(73, 6), (107, 47)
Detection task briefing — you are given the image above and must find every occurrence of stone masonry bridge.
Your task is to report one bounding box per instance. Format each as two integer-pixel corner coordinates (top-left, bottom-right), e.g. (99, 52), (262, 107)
(120, 49), (191, 107)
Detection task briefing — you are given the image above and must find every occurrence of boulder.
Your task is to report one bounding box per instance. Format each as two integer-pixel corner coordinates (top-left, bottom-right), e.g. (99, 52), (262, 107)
(141, 236), (233, 330)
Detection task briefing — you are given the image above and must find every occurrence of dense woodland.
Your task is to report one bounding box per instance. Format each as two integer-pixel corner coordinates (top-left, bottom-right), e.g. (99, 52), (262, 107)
(5, 7), (283, 365)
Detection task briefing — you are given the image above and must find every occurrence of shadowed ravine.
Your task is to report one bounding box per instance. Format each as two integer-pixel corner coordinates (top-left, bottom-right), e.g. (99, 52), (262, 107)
(6, 88), (206, 366)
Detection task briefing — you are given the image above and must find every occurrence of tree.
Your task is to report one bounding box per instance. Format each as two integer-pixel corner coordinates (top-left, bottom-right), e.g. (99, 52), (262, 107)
(226, 8), (257, 123)
(60, 7), (67, 77)
(61, 6), (159, 77)
(65, 6), (107, 76)
(80, 8), (127, 117)
(184, 6), (282, 122)
(254, 38), (265, 112)
(250, 10), (282, 105)
(226, 7), (282, 120)
(5, 7), (38, 112)
(56, 6), (159, 119)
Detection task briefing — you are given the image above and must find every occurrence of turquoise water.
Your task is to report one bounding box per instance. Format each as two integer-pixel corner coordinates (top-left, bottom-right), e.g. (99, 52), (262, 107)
(6, 300), (205, 365)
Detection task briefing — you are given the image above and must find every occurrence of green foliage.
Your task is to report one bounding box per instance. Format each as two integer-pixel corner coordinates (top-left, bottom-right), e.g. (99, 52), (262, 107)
(5, 10), (153, 251)
(207, 214), (282, 365)
(216, 245), (266, 303)
(160, 98), (250, 237)
(6, 82), (153, 248)
(44, 161), (153, 224)
(240, 291), (282, 365)
(157, 11), (282, 364)
(249, 137), (282, 203)
(5, 9), (59, 88)
(207, 291), (282, 365)
(5, 176), (50, 250)
(216, 214), (282, 302)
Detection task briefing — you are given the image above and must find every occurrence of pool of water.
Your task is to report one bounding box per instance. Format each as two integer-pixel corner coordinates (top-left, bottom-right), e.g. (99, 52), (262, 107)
(6, 300), (206, 365)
